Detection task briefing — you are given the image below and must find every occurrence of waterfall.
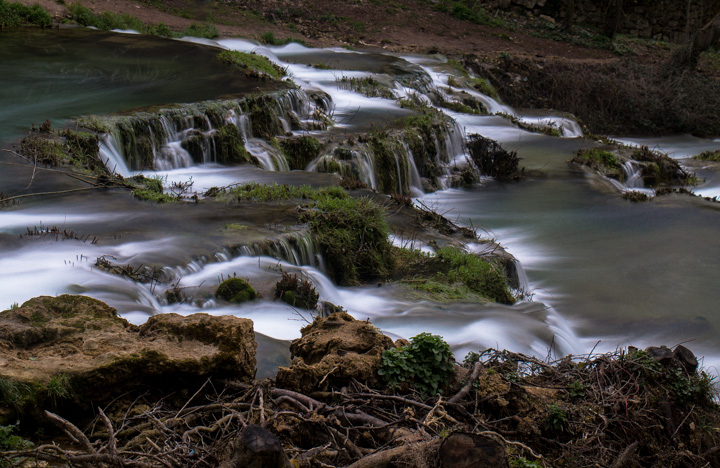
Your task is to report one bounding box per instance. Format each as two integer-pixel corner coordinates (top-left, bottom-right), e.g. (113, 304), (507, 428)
(90, 90), (329, 173)
(232, 231), (322, 269)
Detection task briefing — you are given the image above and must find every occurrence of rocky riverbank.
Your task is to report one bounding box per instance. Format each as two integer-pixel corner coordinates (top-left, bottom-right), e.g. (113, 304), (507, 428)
(1, 298), (718, 467)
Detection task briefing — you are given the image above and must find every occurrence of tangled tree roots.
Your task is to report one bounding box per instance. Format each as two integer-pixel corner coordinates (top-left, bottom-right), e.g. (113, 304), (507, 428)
(2, 347), (718, 467)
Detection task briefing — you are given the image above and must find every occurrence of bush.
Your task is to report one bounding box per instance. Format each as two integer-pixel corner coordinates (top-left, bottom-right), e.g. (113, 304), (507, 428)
(378, 332), (455, 396)
(216, 277), (257, 303)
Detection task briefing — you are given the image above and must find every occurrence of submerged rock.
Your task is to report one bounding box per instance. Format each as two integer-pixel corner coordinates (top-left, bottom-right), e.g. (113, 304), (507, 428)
(275, 312), (395, 392)
(0, 295), (256, 420)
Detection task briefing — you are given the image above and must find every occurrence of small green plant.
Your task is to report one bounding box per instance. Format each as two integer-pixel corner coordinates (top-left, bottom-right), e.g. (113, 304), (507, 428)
(259, 31), (307, 46)
(378, 332), (455, 396)
(215, 182), (346, 203)
(509, 457), (543, 468)
(0, 422), (33, 455)
(544, 402), (568, 433)
(132, 176), (176, 203)
(694, 150), (720, 162)
(567, 381), (585, 398)
(573, 148), (620, 169)
(216, 277), (257, 303)
(47, 373), (71, 404)
(9, 302), (19, 310)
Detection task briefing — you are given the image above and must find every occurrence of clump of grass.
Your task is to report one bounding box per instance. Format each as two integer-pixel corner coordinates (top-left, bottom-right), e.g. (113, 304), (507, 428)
(301, 196), (393, 285)
(0, 1), (52, 28)
(182, 23), (219, 39)
(214, 182), (346, 203)
(260, 31), (306, 46)
(470, 77), (498, 99)
(217, 50), (286, 80)
(47, 373), (71, 405)
(338, 76), (395, 99)
(572, 148), (620, 169)
(694, 150), (720, 162)
(435, 246), (514, 304)
(132, 176), (176, 203)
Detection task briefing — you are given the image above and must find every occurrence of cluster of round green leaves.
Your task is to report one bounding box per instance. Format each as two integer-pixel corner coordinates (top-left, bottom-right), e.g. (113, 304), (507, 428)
(378, 332), (455, 396)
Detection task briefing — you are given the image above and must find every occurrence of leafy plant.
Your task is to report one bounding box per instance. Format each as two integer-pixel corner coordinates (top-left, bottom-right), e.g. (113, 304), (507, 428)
(9, 302), (18, 310)
(544, 402), (568, 433)
(567, 381), (585, 399)
(0, 422), (33, 464)
(378, 332), (455, 396)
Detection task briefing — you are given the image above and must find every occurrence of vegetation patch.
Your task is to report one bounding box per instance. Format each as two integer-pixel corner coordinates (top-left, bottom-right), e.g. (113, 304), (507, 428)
(0, 0), (51, 28)
(215, 277), (257, 303)
(260, 31), (306, 46)
(301, 196), (393, 285)
(279, 135), (322, 170)
(212, 182), (345, 203)
(632, 145), (694, 187)
(218, 50), (286, 80)
(467, 134), (521, 179)
(212, 124), (258, 165)
(274, 271), (319, 309)
(338, 76), (395, 99)
(66, 3), (218, 38)
(693, 150), (720, 162)
(131, 176), (177, 203)
(18, 122), (106, 176)
(571, 147), (622, 180)
(378, 332), (455, 396)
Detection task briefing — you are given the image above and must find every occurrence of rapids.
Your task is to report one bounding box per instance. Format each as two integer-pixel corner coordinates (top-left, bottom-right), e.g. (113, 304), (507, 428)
(2, 27), (720, 375)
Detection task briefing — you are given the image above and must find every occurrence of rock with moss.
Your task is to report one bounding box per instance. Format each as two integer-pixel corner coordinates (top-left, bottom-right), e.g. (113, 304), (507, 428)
(216, 278), (257, 303)
(279, 135), (322, 170)
(0, 295), (256, 423)
(275, 312), (396, 392)
(571, 147), (623, 180)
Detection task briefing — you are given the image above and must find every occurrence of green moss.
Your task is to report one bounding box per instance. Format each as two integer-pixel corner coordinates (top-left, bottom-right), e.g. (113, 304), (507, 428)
(218, 50), (286, 80)
(471, 77), (499, 99)
(260, 31), (306, 46)
(368, 132), (409, 195)
(19, 127), (104, 176)
(338, 76), (395, 99)
(694, 150), (720, 162)
(280, 135), (322, 170)
(182, 23), (219, 39)
(216, 278), (257, 303)
(213, 124), (258, 165)
(216, 182), (346, 203)
(0, 1), (52, 28)
(572, 148), (621, 177)
(436, 246), (514, 304)
(132, 176), (176, 203)
(301, 196), (393, 285)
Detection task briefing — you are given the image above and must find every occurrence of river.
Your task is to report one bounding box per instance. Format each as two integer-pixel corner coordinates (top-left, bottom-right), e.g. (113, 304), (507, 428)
(2, 26), (720, 376)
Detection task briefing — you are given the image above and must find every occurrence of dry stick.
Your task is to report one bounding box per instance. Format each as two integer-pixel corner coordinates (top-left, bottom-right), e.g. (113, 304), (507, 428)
(97, 408), (117, 457)
(475, 430), (544, 460)
(611, 441), (639, 468)
(45, 411), (96, 454)
(448, 361), (484, 404)
(174, 379), (211, 419)
(258, 388), (266, 426)
(1, 186), (105, 203)
(327, 426), (365, 459)
(345, 393), (433, 411)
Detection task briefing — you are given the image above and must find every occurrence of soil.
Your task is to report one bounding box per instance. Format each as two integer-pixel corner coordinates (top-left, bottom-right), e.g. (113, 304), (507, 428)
(21, 0), (617, 61)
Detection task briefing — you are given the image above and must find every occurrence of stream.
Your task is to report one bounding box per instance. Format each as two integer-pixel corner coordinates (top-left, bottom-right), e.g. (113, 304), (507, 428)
(2, 26), (720, 377)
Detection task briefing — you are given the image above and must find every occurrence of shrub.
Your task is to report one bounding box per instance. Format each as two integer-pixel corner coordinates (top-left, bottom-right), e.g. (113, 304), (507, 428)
(378, 332), (455, 396)
(216, 277), (257, 303)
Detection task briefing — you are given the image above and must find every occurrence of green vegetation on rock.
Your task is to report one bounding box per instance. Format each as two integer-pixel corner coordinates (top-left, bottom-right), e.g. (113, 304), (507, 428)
(274, 271), (319, 309)
(215, 277), (257, 303)
(214, 182), (346, 203)
(571, 148), (621, 177)
(279, 135), (322, 170)
(218, 50), (286, 80)
(18, 123), (106, 176)
(378, 332), (455, 396)
(132, 176), (176, 203)
(0, 1), (51, 28)
(693, 150), (720, 162)
(302, 196), (392, 285)
(260, 31), (306, 46)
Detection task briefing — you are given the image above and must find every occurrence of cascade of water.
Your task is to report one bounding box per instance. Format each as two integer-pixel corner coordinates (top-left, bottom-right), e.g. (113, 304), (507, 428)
(98, 134), (131, 177)
(622, 161), (644, 188)
(232, 231), (321, 269)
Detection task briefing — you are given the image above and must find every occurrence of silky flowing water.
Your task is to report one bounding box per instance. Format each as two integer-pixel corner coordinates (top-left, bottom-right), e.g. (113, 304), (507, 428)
(2, 27), (720, 376)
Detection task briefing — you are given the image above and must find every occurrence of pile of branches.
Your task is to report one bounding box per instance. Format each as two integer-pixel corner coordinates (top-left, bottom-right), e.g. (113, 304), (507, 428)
(2, 348), (718, 467)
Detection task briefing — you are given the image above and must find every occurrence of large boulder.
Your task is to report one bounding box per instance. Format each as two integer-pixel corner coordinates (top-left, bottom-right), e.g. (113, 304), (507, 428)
(0, 295), (256, 421)
(275, 312), (394, 393)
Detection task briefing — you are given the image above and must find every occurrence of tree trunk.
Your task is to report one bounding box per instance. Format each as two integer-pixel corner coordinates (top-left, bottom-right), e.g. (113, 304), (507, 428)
(670, 12), (720, 69)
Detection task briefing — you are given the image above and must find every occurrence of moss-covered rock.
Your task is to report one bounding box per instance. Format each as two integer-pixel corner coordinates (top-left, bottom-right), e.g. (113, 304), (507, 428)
(0, 295), (256, 423)
(216, 278), (257, 303)
(279, 135), (322, 170)
(213, 124), (259, 165)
